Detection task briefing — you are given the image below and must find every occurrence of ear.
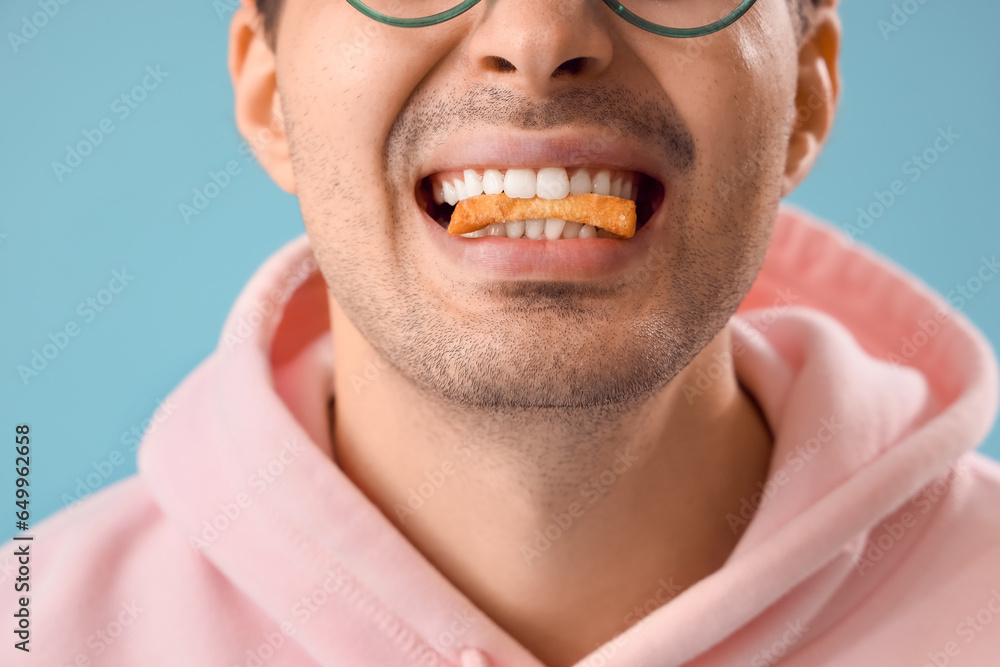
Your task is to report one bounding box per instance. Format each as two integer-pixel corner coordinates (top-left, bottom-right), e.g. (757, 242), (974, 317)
(781, 6), (841, 196)
(228, 1), (296, 194)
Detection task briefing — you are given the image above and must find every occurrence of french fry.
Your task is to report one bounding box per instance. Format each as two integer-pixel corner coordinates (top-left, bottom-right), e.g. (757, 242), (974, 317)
(447, 194), (636, 238)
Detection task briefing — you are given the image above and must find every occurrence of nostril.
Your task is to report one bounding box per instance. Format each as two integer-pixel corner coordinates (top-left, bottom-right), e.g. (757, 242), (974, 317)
(484, 55), (517, 73)
(553, 56), (589, 77)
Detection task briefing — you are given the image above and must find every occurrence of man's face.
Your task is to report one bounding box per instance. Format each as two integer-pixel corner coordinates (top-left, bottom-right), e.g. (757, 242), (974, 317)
(271, 0), (802, 410)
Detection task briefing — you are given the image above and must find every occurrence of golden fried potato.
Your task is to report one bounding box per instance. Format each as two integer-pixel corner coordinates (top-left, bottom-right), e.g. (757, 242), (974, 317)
(447, 194), (636, 238)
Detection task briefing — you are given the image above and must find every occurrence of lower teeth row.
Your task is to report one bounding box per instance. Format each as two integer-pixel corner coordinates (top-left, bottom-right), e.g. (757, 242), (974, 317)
(459, 218), (619, 240)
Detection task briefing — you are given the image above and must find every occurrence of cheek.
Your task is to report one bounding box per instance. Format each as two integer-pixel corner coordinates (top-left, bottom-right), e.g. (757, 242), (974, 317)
(276, 4), (468, 249)
(278, 2), (462, 160)
(651, 15), (797, 195)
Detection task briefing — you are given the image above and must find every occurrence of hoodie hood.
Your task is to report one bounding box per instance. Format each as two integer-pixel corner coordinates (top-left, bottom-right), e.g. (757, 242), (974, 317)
(132, 205), (999, 667)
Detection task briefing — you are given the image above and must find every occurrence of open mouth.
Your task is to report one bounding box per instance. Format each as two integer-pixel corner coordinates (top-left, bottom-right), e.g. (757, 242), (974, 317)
(417, 167), (665, 240)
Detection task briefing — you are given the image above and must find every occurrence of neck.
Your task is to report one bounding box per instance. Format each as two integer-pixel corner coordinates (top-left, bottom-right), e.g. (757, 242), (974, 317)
(329, 298), (773, 667)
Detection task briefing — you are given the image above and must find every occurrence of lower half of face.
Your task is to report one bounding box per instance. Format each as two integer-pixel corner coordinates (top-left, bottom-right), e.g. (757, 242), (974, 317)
(280, 2), (796, 412)
(299, 158), (783, 411)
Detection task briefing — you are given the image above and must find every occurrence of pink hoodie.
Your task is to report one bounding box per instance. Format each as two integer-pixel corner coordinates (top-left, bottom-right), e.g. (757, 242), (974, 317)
(5, 206), (1000, 667)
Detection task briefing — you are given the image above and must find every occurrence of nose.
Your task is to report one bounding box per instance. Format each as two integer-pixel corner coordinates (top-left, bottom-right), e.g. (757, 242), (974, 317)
(465, 0), (615, 95)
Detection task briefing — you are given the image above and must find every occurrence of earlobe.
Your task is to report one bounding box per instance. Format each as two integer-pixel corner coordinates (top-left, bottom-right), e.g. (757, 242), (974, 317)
(229, 4), (297, 194)
(781, 10), (841, 197)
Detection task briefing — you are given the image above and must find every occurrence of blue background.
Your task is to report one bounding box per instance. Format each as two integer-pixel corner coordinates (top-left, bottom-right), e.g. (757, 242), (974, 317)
(2, 0), (998, 542)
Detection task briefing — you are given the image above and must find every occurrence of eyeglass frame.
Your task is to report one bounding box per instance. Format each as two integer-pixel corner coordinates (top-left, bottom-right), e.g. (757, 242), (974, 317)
(344, 0), (759, 38)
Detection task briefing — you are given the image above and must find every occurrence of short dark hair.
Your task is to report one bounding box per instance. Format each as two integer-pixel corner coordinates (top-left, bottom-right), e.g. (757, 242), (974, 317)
(256, 0), (283, 46)
(254, 0), (823, 48)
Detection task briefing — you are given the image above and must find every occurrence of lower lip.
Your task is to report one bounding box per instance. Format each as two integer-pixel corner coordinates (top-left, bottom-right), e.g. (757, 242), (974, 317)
(419, 206), (660, 281)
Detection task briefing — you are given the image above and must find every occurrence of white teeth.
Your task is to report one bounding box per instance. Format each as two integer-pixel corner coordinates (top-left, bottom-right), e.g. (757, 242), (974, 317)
(461, 227), (488, 238)
(464, 169), (484, 198)
(454, 178), (468, 201)
(609, 176), (622, 198)
(505, 219), (525, 239)
(482, 169), (504, 195)
(578, 224), (597, 238)
(544, 218), (566, 240)
(525, 218), (546, 240)
(436, 167), (640, 206)
(562, 221), (582, 239)
(592, 170), (611, 195)
(504, 169), (536, 199)
(536, 167), (570, 200)
(569, 169), (592, 195)
(485, 222), (507, 237)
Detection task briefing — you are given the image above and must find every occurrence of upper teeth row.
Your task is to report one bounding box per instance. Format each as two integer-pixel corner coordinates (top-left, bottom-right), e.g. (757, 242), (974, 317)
(432, 167), (636, 206)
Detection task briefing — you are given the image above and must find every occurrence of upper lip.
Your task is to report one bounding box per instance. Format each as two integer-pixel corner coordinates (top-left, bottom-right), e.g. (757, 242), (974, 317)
(415, 129), (669, 186)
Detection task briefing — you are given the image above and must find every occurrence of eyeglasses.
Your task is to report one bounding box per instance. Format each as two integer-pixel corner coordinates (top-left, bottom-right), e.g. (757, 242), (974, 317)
(345, 0), (759, 38)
